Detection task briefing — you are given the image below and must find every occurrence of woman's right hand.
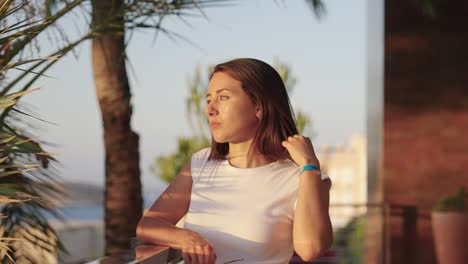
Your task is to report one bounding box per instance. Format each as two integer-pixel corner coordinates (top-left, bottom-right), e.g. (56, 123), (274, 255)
(181, 230), (217, 264)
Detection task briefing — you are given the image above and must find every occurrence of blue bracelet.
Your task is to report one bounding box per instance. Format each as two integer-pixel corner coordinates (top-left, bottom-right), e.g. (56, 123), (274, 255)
(301, 164), (320, 173)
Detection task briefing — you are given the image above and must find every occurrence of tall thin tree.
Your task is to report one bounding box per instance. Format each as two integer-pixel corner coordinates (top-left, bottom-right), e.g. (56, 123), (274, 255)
(90, 0), (142, 255)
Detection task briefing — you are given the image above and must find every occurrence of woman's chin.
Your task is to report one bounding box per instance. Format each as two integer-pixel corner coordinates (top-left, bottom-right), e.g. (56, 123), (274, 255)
(212, 134), (229, 144)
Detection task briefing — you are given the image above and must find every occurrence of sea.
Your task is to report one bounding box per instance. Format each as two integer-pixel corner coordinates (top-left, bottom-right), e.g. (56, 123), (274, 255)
(46, 194), (160, 221)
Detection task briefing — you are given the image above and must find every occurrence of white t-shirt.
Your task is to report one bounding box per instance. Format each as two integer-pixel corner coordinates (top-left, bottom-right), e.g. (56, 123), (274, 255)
(183, 147), (330, 264)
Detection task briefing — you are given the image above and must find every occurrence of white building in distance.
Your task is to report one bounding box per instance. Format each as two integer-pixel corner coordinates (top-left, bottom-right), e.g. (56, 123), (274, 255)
(317, 134), (367, 229)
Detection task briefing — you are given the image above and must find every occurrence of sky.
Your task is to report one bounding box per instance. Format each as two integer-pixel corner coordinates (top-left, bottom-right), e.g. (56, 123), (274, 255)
(19, 0), (367, 197)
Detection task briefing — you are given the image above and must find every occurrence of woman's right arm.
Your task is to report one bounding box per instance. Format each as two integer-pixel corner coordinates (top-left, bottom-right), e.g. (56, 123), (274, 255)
(136, 160), (216, 263)
(136, 160), (192, 247)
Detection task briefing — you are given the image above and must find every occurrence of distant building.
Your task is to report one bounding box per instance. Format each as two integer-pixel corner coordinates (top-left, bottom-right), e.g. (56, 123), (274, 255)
(317, 135), (367, 228)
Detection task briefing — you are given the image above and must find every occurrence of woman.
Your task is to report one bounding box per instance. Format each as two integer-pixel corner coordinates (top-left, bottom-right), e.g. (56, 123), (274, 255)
(137, 58), (333, 264)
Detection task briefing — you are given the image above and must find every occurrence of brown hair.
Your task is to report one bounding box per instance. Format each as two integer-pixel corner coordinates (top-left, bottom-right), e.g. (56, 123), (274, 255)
(208, 58), (298, 161)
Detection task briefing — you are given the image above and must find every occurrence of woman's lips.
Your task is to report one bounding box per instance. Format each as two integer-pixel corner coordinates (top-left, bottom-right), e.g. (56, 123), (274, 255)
(210, 122), (220, 129)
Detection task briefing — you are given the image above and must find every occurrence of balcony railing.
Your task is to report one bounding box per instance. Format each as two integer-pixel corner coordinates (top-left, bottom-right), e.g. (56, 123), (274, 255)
(86, 243), (179, 264)
(86, 202), (419, 264)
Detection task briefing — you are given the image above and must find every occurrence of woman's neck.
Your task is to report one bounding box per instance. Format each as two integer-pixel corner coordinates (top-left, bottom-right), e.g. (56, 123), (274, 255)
(228, 139), (274, 168)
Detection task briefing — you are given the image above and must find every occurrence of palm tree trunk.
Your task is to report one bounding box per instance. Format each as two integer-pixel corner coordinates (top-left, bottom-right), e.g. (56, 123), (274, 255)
(91, 0), (143, 255)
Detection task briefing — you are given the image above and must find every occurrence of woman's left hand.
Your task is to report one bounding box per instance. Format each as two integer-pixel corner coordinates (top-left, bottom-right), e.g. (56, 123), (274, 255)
(281, 135), (320, 168)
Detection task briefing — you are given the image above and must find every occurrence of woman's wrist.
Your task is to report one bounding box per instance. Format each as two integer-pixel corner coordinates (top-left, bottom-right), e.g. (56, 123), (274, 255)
(301, 164), (320, 172)
(180, 228), (207, 248)
(179, 228), (197, 247)
(298, 158), (320, 168)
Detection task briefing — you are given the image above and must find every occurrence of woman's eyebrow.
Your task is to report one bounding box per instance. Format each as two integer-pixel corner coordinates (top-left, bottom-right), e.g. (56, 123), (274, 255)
(206, 88), (231, 98)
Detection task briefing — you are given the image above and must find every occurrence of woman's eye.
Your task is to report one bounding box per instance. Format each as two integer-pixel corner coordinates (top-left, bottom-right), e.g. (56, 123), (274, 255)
(219, 95), (229, 100)
(206, 100), (211, 104)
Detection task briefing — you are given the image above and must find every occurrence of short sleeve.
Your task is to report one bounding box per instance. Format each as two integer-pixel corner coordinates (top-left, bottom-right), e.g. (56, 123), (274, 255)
(293, 173), (332, 214)
(190, 147), (211, 184)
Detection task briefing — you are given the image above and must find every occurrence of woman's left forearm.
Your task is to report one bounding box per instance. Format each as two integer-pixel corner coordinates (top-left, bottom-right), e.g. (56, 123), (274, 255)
(293, 170), (333, 260)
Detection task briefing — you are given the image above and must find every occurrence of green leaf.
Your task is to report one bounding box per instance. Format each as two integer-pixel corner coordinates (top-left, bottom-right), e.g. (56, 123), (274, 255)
(0, 134), (16, 144)
(0, 184), (25, 197)
(0, 164), (41, 170)
(0, 168), (37, 178)
(434, 187), (468, 212)
(0, 88), (39, 102)
(0, 100), (17, 109)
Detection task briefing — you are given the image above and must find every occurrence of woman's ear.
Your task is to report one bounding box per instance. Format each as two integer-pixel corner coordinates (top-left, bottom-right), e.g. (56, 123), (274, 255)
(256, 106), (262, 120)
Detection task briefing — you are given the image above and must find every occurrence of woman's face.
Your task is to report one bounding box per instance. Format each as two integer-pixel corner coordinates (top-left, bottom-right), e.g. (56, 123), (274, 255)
(205, 71), (261, 144)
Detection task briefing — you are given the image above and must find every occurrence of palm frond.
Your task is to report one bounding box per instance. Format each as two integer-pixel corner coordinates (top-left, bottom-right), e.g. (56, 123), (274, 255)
(0, 0), (84, 66)
(304, 0), (326, 19)
(0, 1), (72, 262)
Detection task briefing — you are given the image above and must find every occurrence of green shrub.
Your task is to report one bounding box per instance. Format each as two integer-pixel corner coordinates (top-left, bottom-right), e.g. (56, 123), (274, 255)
(433, 187), (468, 212)
(333, 214), (365, 264)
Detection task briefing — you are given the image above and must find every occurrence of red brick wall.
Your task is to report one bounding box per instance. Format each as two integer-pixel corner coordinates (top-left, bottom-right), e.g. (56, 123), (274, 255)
(385, 1), (468, 263)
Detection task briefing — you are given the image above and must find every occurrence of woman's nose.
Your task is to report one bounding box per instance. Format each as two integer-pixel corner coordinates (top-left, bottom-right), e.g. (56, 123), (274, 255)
(206, 101), (218, 117)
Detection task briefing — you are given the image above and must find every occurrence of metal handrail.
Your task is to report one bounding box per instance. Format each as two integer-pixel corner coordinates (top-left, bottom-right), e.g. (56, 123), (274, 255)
(329, 202), (419, 264)
(87, 202), (419, 264)
(86, 242), (180, 264)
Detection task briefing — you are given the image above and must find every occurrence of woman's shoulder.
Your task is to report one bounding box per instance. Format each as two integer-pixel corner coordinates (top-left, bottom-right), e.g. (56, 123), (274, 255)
(190, 147), (212, 168)
(192, 147), (211, 160)
(190, 147), (214, 183)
